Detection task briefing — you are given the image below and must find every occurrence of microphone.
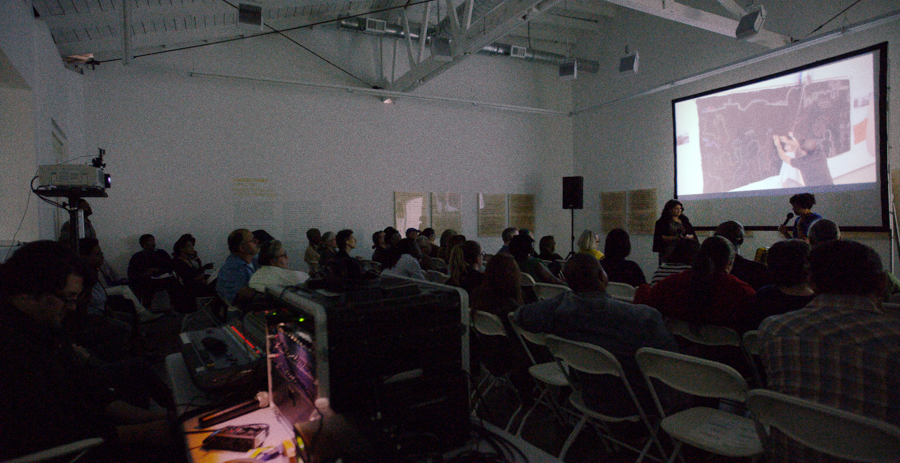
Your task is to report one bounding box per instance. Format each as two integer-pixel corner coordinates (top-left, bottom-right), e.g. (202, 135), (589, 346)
(781, 212), (794, 227)
(198, 392), (270, 428)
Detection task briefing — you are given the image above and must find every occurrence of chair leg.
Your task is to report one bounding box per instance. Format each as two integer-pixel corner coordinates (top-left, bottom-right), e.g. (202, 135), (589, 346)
(665, 441), (683, 463)
(559, 415), (588, 460)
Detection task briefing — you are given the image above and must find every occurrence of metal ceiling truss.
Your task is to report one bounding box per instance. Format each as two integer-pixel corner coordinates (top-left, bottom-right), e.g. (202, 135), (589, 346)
(385, 0), (563, 92)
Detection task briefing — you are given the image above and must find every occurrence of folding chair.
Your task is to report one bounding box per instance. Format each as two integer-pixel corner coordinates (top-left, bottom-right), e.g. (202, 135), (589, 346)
(546, 335), (664, 462)
(666, 319), (740, 347)
(426, 269), (450, 284)
(506, 313), (572, 435)
(470, 310), (523, 431)
(741, 330), (765, 388)
(607, 281), (636, 302)
(747, 389), (900, 463)
(8, 438), (104, 463)
(635, 347), (763, 463)
(533, 282), (571, 300)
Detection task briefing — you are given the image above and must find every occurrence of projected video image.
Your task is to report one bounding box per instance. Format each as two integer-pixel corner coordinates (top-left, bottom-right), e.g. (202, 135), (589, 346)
(676, 52), (877, 198)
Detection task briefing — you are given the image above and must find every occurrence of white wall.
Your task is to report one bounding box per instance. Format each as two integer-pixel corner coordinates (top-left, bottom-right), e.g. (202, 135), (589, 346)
(82, 31), (574, 271)
(571, 1), (900, 276)
(0, 0), (86, 245)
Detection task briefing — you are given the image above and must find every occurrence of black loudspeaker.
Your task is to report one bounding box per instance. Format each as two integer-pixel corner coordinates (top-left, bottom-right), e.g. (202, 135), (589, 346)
(563, 176), (583, 210)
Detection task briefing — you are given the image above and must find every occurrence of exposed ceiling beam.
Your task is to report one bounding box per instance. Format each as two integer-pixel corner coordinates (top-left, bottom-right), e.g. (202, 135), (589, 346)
(385, 0), (564, 92)
(552, 0), (617, 18)
(530, 12), (601, 32)
(714, 0), (747, 19)
(601, 0), (790, 49)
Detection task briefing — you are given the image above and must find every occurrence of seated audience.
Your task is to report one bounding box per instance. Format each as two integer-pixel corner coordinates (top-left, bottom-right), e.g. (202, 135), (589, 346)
(759, 240), (900, 461)
(806, 218), (900, 300)
(601, 228), (646, 287)
(216, 228), (260, 305)
(497, 227), (518, 255)
(322, 229), (366, 281)
(714, 220), (771, 290)
(806, 218), (840, 245)
(514, 253), (678, 415)
(384, 226), (402, 248)
(252, 229), (275, 246)
(509, 234), (565, 285)
(317, 231), (338, 267)
(576, 229), (604, 260)
(249, 239), (310, 291)
(537, 235), (563, 261)
(436, 229), (457, 260)
(637, 236), (755, 332)
(75, 238), (143, 360)
(649, 238), (700, 285)
(0, 241), (178, 462)
(172, 233), (215, 300)
(469, 253), (533, 402)
(58, 199), (96, 244)
(304, 228), (322, 275)
(405, 228), (419, 239)
(415, 235), (436, 270)
(381, 238), (427, 281)
(127, 234), (177, 307)
(439, 234), (466, 263)
(421, 227), (437, 256)
(371, 230), (388, 266)
(447, 240), (484, 294)
(746, 239), (814, 331)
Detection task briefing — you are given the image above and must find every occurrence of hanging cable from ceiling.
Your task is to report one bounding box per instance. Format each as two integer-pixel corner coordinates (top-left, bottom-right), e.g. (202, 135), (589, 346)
(95, 0), (437, 77)
(803, 0), (864, 39)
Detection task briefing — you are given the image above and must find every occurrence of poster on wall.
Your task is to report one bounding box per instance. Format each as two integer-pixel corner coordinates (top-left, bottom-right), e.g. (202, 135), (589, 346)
(394, 192), (431, 233)
(628, 188), (657, 234)
(432, 192), (462, 235)
(600, 191), (627, 233)
(508, 194), (535, 231)
(477, 193), (507, 237)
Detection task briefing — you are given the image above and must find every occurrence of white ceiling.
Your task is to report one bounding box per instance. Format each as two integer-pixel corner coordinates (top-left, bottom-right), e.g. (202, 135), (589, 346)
(32, 0), (799, 91)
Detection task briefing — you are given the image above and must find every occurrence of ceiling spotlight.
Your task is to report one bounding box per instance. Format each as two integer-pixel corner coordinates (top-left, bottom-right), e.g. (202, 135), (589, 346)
(736, 5), (766, 39)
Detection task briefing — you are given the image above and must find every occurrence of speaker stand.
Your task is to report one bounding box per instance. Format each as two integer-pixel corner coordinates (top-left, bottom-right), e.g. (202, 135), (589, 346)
(568, 208), (575, 257)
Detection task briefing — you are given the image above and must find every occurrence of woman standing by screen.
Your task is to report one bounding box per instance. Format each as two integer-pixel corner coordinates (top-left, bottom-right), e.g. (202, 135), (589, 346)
(653, 199), (697, 264)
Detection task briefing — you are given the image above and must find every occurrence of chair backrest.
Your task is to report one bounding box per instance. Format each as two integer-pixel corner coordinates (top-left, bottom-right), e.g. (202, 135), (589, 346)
(429, 256), (447, 270)
(742, 330), (760, 355)
(507, 312), (547, 365)
(426, 269), (450, 284)
(606, 281), (636, 301)
(667, 319), (741, 347)
(520, 272), (537, 287)
(545, 334), (625, 378)
(747, 389), (900, 463)
(471, 310), (507, 338)
(636, 347), (749, 403)
(533, 282), (571, 300)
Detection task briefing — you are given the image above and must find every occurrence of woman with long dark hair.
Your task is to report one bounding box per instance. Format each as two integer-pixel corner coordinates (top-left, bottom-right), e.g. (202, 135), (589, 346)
(601, 228), (646, 287)
(638, 236), (755, 332)
(652, 199), (697, 264)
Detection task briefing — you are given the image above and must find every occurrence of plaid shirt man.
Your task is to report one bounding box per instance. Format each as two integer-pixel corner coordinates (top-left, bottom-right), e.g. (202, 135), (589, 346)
(759, 293), (900, 462)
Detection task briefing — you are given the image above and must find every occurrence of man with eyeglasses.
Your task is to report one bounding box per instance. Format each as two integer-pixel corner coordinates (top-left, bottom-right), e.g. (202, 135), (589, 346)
(0, 241), (177, 461)
(216, 228), (261, 305)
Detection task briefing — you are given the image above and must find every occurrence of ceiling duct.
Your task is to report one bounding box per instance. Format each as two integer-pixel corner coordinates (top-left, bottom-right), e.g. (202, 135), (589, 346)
(338, 18), (598, 73)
